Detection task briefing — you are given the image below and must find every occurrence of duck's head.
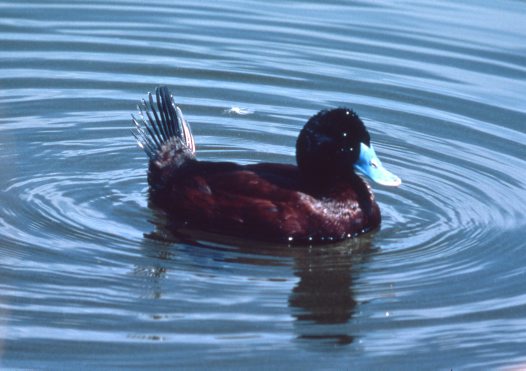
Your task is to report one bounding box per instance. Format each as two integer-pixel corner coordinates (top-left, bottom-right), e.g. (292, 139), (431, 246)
(296, 108), (401, 186)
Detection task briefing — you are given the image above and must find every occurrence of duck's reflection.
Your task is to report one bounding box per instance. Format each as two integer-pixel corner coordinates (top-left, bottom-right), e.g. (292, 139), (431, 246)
(287, 240), (371, 346)
(137, 215), (373, 346)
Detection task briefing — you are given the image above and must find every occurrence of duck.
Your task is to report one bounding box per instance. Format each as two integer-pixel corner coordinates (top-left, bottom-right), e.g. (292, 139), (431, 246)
(132, 86), (401, 245)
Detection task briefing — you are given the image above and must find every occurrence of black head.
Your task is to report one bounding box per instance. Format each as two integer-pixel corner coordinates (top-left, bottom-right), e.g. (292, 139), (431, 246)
(296, 108), (371, 182)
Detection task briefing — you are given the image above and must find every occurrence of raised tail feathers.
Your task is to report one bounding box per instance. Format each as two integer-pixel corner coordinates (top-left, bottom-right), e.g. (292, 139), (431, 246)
(132, 86), (196, 161)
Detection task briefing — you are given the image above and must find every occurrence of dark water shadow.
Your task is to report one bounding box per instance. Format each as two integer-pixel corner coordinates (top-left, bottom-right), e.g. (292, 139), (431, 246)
(288, 239), (372, 349)
(135, 210), (375, 348)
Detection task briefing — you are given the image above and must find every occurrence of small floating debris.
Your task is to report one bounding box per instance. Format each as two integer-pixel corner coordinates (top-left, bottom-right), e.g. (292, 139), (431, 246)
(224, 106), (253, 115)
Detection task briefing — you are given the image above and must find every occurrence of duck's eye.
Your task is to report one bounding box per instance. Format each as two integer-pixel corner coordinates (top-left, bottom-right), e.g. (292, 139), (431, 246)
(370, 159), (379, 169)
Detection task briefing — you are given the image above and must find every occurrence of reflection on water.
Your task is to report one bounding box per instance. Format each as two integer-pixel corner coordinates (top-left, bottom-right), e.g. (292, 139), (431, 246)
(289, 245), (364, 346)
(137, 221), (373, 348)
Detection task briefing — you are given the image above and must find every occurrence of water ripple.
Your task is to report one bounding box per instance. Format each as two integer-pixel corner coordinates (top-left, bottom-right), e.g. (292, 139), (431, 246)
(1, 0), (526, 369)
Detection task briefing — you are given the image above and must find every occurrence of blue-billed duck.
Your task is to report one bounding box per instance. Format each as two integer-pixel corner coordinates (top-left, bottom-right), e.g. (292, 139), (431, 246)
(132, 86), (400, 244)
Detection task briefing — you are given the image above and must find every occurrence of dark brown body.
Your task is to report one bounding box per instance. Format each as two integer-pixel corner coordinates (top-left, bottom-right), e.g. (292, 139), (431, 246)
(148, 159), (380, 244)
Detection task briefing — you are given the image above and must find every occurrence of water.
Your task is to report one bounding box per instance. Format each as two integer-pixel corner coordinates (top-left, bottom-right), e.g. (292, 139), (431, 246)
(1, 0), (526, 368)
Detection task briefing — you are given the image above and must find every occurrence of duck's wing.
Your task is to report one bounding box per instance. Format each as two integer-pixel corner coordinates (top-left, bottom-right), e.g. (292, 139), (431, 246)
(152, 162), (317, 241)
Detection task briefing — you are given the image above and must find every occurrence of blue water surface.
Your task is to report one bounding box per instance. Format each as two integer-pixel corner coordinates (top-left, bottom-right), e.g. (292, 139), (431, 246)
(1, 0), (526, 369)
